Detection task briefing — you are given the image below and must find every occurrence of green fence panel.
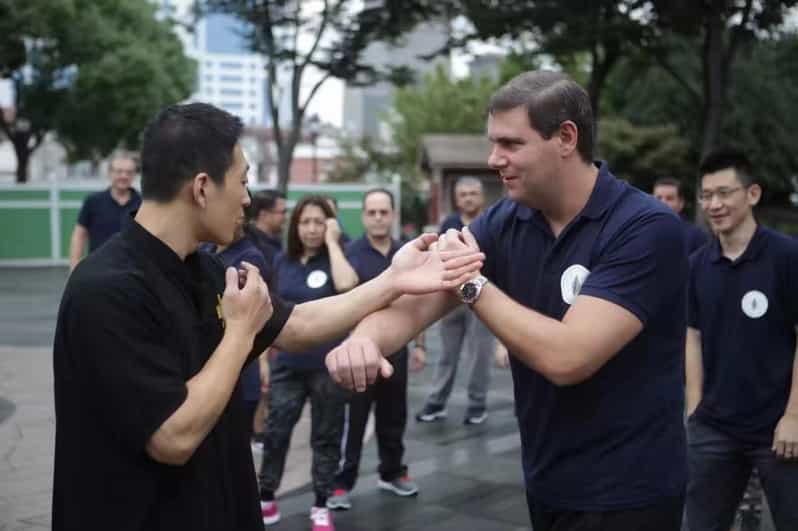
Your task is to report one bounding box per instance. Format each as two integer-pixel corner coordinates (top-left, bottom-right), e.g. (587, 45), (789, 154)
(0, 209), (52, 259)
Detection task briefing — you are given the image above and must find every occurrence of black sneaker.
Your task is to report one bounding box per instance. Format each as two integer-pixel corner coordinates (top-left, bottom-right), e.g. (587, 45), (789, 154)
(415, 405), (447, 423)
(463, 412), (488, 425)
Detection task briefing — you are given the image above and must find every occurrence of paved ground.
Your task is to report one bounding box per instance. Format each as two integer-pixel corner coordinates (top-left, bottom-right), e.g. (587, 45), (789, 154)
(0, 267), (528, 531)
(0, 267), (777, 531)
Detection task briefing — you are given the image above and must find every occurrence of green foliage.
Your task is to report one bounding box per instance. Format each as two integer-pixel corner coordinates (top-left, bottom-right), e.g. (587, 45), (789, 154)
(603, 32), (798, 205)
(596, 118), (692, 192)
(0, 0), (195, 179)
(388, 65), (496, 178)
(55, 1), (196, 161)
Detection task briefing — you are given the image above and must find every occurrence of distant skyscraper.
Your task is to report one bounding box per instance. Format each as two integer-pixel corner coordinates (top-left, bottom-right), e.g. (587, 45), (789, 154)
(342, 21), (450, 140)
(161, 0), (269, 126)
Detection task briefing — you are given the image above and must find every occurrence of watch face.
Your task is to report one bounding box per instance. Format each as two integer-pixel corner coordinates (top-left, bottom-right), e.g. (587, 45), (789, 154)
(461, 282), (477, 301)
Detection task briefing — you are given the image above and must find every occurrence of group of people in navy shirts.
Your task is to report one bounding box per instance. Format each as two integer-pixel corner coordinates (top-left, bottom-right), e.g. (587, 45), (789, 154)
(58, 70), (797, 531)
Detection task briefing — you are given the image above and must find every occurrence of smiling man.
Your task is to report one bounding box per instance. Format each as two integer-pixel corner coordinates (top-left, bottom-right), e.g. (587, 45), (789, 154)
(325, 71), (689, 531)
(685, 148), (798, 531)
(51, 103), (484, 531)
(69, 151), (142, 271)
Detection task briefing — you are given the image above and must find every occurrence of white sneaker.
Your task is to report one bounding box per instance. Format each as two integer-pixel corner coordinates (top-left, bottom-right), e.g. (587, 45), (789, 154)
(310, 506), (335, 530)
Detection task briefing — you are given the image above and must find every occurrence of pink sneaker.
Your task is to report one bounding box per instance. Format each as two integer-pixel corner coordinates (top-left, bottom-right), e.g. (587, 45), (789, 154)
(261, 500), (280, 526)
(310, 506), (335, 530)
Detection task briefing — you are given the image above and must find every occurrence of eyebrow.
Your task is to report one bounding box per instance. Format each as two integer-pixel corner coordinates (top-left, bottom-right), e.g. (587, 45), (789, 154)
(488, 134), (524, 144)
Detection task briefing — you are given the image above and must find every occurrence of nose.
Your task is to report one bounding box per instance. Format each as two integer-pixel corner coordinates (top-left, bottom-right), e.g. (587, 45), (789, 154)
(488, 146), (505, 169)
(243, 189), (252, 207)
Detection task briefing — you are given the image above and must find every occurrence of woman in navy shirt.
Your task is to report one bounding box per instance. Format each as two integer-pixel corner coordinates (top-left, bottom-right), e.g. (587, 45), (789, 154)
(257, 195), (358, 530)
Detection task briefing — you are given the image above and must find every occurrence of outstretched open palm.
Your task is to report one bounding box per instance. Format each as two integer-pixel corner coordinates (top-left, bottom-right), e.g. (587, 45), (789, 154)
(390, 233), (484, 295)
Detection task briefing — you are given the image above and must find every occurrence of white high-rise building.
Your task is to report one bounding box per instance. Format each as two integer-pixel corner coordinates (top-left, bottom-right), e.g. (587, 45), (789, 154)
(161, 0), (269, 126)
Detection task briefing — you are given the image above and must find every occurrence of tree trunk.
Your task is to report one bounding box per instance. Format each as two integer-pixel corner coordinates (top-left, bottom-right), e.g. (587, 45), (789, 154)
(12, 134), (32, 183)
(701, 10), (726, 159)
(276, 144), (294, 193)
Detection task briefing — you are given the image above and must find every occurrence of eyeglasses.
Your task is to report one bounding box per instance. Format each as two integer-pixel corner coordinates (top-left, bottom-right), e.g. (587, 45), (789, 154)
(698, 186), (744, 203)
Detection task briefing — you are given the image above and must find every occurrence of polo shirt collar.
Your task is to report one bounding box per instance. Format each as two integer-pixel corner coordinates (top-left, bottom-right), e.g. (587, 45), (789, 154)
(356, 235), (400, 256)
(709, 224), (766, 265)
(517, 160), (619, 225)
(123, 220), (193, 280)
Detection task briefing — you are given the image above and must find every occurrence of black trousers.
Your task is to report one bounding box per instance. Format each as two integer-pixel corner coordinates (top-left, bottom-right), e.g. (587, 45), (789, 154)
(334, 349), (409, 490)
(527, 492), (684, 531)
(259, 364), (345, 500)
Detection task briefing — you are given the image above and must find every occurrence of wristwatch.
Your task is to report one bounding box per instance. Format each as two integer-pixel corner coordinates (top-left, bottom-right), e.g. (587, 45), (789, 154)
(458, 275), (489, 304)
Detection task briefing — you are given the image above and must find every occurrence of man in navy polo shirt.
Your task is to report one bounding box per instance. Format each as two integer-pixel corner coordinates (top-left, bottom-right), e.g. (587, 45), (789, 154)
(251, 189), (287, 269)
(653, 176), (708, 254)
(685, 148), (798, 531)
(326, 188), (423, 511)
(324, 71), (688, 530)
(69, 151), (142, 271)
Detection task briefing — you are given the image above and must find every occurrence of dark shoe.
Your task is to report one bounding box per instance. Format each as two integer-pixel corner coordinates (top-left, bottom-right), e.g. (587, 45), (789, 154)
(463, 412), (488, 425)
(415, 405), (447, 423)
(378, 475), (419, 496)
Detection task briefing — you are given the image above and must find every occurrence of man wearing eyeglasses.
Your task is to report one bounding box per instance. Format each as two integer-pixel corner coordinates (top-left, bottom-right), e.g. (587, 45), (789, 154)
(69, 151), (142, 271)
(685, 148), (798, 531)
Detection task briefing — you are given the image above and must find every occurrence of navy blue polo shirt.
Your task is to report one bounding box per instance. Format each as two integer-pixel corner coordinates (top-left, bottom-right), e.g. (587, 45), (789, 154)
(212, 236), (272, 403)
(345, 236), (408, 357)
(683, 219), (709, 254)
(77, 188), (142, 252)
(468, 162), (688, 511)
(688, 226), (798, 444)
(273, 250), (344, 370)
(249, 227), (283, 268)
(439, 213), (464, 233)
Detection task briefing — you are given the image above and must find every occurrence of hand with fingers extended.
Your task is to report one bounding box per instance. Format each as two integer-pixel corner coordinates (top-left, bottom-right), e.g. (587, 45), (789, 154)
(773, 412), (798, 460)
(222, 261), (273, 338)
(326, 336), (393, 392)
(388, 232), (485, 295)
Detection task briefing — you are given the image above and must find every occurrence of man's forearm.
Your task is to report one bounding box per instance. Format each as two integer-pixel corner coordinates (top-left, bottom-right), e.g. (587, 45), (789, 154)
(685, 327), (703, 416)
(274, 268), (402, 352)
(147, 328), (253, 465)
(351, 291), (457, 356)
(472, 283), (641, 386)
(784, 335), (798, 417)
(69, 228), (87, 270)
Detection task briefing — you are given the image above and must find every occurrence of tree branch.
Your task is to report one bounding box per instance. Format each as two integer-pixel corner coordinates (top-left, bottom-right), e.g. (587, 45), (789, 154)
(300, 72), (332, 115)
(642, 43), (702, 107)
(725, 0), (753, 72)
(301, 0), (331, 71)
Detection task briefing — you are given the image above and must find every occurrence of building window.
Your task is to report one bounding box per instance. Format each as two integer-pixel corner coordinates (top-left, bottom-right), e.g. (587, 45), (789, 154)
(222, 102), (243, 111)
(220, 61), (243, 69)
(220, 75), (243, 83)
(220, 88), (243, 96)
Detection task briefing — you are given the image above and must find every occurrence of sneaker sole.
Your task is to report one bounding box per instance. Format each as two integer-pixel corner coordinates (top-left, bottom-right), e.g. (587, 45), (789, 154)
(263, 513), (281, 525)
(377, 480), (419, 496)
(464, 415), (487, 425)
(326, 500), (352, 510)
(415, 410), (447, 422)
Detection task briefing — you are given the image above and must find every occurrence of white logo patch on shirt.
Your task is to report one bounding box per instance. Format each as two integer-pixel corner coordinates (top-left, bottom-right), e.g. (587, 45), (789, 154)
(306, 270), (328, 289)
(560, 264), (591, 305)
(741, 290), (768, 319)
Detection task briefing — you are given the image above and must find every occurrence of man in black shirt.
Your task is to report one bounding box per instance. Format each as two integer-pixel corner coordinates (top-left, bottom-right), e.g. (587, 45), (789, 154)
(52, 103), (484, 531)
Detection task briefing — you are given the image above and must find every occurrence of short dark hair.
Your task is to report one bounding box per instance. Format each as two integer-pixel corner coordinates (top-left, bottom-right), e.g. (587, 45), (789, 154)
(362, 188), (395, 210)
(653, 177), (684, 198)
(251, 189), (286, 216)
(699, 148), (756, 187)
(488, 71), (594, 163)
(140, 103), (244, 202)
(286, 195), (335, 261)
